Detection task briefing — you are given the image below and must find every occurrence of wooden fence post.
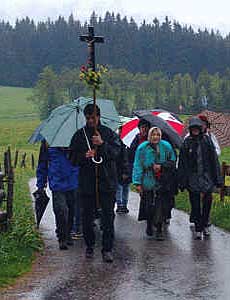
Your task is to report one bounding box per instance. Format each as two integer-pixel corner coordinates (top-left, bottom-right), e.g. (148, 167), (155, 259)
(4, 151), (9, 176)
(7, 166), (14, 220)
(0, 148), (14, 230)
(220, 162), (226, 202)
(7, 147), (11, 167)
(6, 148), (13, 219)
(14, 150), (19, 168)
(31, 153), (35, 170)
(0, 171), (4, 190)
(20, 153), (27, 168)
(0, 172), (5, 209)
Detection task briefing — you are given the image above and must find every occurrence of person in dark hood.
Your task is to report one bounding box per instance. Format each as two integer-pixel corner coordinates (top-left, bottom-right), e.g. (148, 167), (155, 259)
(70, 104), (122, 263)
(129, 118), (151, 165)
(116, 126), (131, 214)
(178, 117), (223, 239)
(198, 114), (221, 156)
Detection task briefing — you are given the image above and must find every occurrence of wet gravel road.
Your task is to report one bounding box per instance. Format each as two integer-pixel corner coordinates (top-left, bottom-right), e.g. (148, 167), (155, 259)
(1, 178), (230, 300)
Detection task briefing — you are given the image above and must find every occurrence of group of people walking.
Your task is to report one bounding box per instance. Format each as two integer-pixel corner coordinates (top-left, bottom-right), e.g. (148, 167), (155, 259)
(35, 104), (222, 263)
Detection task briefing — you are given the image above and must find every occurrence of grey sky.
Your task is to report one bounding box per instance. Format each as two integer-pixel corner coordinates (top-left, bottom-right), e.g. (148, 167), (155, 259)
(1, 0), (230, 35)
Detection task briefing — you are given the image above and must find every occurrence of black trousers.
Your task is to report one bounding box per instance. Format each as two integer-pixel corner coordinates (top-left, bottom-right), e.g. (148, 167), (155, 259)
(81, 192), (115, 252)
(52, 190), (76, 242)
(189, 191), (212, 232)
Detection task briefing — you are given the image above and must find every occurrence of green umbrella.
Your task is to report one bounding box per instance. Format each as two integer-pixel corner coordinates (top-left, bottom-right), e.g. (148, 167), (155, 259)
(37, 97), (119, 147)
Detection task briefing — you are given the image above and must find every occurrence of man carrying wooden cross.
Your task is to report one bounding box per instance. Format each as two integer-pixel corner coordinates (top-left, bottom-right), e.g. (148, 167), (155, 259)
(70, 104), (122, 263)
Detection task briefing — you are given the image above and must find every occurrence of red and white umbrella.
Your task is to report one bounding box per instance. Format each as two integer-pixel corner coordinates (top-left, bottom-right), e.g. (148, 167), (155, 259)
(151, 111), (184, 136)
(120, 117), (139, 147)
(120, 110), (184, 147)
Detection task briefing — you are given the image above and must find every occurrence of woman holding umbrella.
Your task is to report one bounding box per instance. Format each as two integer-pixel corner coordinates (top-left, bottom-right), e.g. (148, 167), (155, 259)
(132, 127), (176, 240)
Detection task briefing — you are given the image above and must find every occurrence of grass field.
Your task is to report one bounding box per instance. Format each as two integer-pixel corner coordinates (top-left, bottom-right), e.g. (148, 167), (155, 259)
(0, 86), (37, 120)
(0, 85), (40, 160)
(0, 86), (41, 288)
(178, 114), (191, 122)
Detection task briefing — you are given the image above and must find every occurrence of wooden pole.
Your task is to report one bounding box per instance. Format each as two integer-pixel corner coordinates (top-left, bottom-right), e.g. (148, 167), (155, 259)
(220, 162), (226, 202)
(20, 153), (27, 168)
(14, 150), (19, 168)
(31, 153), (35, 170)
(6, 148), (13, 220)
(7, 166), (14, 219)
(0, 171), (4, 190)
(7, 147), (11, 167)
(93, 88), (100, 208)
(80, 26), (104, 210)
(4, 151), (9, 176)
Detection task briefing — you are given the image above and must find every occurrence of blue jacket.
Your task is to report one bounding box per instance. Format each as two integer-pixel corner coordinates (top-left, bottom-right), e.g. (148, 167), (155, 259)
(36, 146), (79, 192)
(132, 140), (176, 191)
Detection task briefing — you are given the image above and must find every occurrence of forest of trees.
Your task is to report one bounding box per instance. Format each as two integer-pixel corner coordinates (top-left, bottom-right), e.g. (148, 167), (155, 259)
(1, 12), (230, 88)
(30, 66), (230, 119)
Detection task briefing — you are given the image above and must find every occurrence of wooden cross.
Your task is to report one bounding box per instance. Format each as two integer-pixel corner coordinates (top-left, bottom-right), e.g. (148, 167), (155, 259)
(79, 26), (105, 208)
(79, 26), (104, 71)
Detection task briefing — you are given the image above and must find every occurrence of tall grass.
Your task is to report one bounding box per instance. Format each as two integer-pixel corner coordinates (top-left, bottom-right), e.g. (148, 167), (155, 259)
(0, 169), (42, 287)
(0, 86), (41, 288)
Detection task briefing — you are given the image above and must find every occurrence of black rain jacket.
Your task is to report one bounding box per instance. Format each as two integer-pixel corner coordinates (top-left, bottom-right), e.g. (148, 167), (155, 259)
(70, 124), (122, 195)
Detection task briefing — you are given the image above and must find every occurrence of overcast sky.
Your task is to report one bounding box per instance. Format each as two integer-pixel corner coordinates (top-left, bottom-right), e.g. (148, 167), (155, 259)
(1, 0), (230, 35)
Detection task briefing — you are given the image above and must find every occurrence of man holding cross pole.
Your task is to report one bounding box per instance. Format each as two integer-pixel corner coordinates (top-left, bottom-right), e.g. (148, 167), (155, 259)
(70, 104), (121, 263)
(70, 26), (122, 263)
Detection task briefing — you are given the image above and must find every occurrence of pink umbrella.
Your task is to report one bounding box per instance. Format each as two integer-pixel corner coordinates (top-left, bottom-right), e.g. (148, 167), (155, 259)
(121, 110), (184, 147)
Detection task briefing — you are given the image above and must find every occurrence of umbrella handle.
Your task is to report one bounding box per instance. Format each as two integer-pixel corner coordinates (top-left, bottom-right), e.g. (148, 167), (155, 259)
(83, 127), (103, 164)
(92, 156), (103, 164)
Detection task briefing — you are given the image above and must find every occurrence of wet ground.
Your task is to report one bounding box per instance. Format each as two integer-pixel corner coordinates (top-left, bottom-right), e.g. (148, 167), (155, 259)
(1, 178), (230, 299)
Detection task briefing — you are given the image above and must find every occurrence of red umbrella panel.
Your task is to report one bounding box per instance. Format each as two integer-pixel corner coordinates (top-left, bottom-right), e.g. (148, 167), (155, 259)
(151, 111), (184, 136)
(121, 111), (184, 147)
(120, 117), (139, 147)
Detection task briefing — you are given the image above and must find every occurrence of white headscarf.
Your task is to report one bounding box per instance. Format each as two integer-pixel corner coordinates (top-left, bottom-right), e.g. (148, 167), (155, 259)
(148, 127), (162, 143)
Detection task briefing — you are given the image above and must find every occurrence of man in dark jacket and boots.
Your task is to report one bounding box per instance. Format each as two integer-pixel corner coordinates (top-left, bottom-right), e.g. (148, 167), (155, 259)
(178, 117), (222, 240)
(70, 104), (122, 263)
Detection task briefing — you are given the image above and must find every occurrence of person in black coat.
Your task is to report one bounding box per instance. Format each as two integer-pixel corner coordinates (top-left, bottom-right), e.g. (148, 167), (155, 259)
(70, 104), (122, 263)
(178, 117), (222, 239)
(129, 118), (151, 165)
(115, 126), (131, 214)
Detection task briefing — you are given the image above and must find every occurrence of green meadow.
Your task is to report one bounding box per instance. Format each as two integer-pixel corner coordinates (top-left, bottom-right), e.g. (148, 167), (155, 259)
(0, 86), (41, 288)
(0, 85), (40, 153)
(0, 86), (37, 120)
